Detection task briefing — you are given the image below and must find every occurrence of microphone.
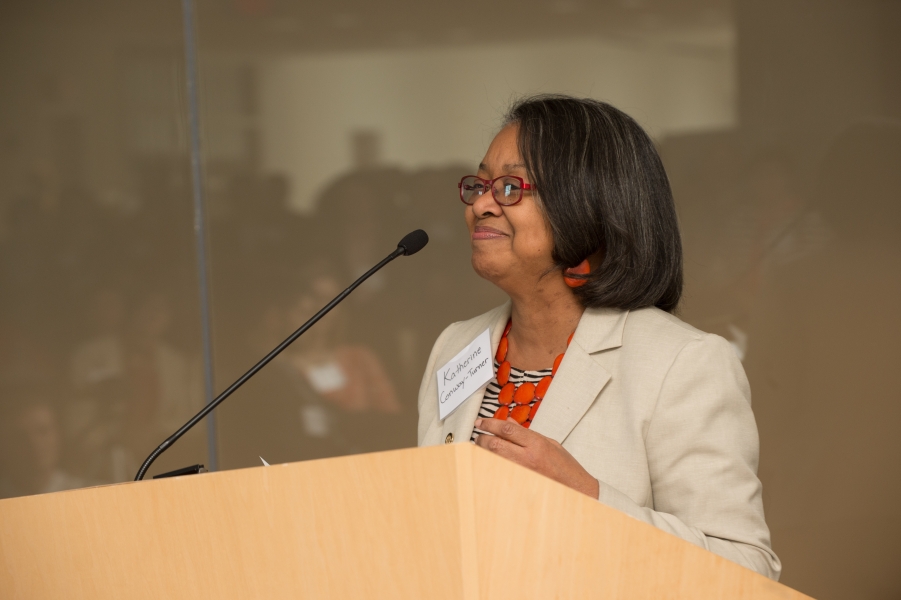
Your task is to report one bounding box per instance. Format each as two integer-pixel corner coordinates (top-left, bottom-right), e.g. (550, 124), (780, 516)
(397, 229), (428, 256)
(134, 229), (430, 481)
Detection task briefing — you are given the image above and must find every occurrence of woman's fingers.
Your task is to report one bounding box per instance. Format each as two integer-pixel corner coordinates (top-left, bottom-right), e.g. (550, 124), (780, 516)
(474, 417), (531, 447)
(475, 427), (526, 461)
(474, 417), (599, 498)
(475, 418), (540, 468)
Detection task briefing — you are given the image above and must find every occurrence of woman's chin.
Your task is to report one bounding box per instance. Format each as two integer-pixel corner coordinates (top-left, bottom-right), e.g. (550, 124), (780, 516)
(470, 254), (509, 284)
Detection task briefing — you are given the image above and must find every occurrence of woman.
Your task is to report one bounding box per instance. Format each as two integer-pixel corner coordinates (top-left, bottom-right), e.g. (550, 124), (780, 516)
(417, 95), (781, 580)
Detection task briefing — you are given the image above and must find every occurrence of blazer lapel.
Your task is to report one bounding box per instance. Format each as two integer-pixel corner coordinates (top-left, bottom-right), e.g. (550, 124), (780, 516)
(529, 308), (628, 444)
(441, 302), (512, 444)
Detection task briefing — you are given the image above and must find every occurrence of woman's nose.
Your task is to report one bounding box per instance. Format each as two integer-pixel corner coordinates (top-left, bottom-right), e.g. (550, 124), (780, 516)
(471, 187), (503, 217)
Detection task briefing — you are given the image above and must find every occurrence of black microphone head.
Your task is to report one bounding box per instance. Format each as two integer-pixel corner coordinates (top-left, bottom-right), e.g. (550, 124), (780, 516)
(397, 229), (429, 256)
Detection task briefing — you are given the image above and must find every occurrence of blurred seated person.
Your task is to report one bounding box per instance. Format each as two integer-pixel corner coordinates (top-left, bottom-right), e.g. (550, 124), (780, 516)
(286, 265), (399, 415)
(219, 264), (401, 467)
(68, 289), (202, 476)
(0, 388), (83, 499)
(285, 264), (407, 454)
(70, 288), (126, 389)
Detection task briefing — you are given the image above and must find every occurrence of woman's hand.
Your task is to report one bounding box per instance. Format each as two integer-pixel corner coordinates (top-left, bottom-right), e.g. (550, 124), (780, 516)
(474, 417), (600, 499)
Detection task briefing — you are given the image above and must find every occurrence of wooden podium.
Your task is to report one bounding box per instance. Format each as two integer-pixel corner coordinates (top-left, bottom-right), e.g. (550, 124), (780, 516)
(0, 444), (810, 599)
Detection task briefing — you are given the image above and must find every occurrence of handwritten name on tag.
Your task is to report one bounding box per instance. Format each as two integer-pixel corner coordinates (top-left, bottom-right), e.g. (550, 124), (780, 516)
(437, 328), (494, 420)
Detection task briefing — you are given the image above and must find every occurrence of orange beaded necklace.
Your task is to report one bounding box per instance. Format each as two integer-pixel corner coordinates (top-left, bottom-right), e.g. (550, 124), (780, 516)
(493, 319), (574, 428)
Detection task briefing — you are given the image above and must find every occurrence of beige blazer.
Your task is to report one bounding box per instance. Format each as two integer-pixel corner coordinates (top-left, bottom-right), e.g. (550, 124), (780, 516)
(418, 302), (781, 580)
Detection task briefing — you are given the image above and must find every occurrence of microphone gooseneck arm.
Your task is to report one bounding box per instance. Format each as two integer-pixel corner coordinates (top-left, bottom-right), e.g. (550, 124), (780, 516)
(134, 242), (416, 481)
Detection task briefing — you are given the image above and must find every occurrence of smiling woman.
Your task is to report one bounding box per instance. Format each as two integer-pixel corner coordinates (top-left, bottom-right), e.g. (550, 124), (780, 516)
(417, 95), (782, 580)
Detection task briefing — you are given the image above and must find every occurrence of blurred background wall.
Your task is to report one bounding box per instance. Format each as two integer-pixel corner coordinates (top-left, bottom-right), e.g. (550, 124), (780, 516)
(0, 1), (898, 598)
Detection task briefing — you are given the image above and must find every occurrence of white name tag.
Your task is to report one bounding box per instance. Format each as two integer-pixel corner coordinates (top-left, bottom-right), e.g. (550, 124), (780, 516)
(437, 328), (494, 420)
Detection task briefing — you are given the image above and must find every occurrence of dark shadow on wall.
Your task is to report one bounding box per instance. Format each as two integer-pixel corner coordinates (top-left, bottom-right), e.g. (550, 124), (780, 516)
(744, 121), (901, 600)
(662, 120), (901, 599)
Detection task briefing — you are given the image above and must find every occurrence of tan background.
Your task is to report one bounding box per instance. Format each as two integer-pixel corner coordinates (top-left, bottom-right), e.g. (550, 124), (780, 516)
(0, 1), (898, 598)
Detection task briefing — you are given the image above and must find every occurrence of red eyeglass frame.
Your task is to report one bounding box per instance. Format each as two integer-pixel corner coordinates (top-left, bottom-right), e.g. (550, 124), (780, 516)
(457, 175), (536, 206)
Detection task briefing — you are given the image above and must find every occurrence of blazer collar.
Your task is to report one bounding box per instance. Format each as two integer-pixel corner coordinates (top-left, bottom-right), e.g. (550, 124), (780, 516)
(571, 307), (628, 354)
(529, 308), (629, 444)
(442, 304), (628, 446)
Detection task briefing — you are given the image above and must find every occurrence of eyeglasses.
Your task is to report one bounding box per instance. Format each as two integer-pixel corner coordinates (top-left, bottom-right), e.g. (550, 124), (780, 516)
(458, 175), (535, 206)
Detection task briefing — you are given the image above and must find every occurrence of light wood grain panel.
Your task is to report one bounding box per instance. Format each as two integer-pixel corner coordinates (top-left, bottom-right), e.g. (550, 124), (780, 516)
(0, 446), (467, 600)
(0, 444), (813, 599)
(464, 443), (811, 599)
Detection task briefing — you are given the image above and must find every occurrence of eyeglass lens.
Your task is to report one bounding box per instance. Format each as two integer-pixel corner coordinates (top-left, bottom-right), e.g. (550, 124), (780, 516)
(460, 176), (524, 205)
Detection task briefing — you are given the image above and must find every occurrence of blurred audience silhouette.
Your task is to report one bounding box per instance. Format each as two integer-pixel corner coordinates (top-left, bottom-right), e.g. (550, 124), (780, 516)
(0, 387), (83, 498)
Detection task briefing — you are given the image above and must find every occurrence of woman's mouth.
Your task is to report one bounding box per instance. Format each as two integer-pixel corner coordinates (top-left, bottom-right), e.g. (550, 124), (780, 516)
(472, 226), (508, 240)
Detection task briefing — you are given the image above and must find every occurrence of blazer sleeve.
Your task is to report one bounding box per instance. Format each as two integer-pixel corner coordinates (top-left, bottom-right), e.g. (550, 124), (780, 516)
(595, 334), (782, 580)
(416, 322), (456, 445)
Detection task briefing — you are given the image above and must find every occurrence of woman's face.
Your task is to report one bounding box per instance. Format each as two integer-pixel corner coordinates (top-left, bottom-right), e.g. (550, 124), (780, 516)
(466, 124), (556, 291)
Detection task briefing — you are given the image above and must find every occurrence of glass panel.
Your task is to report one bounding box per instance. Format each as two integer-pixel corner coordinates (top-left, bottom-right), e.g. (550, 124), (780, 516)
(0, 1), (209, 493)
(193, 2), (900, 598)
(196, 3), (739, 466)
